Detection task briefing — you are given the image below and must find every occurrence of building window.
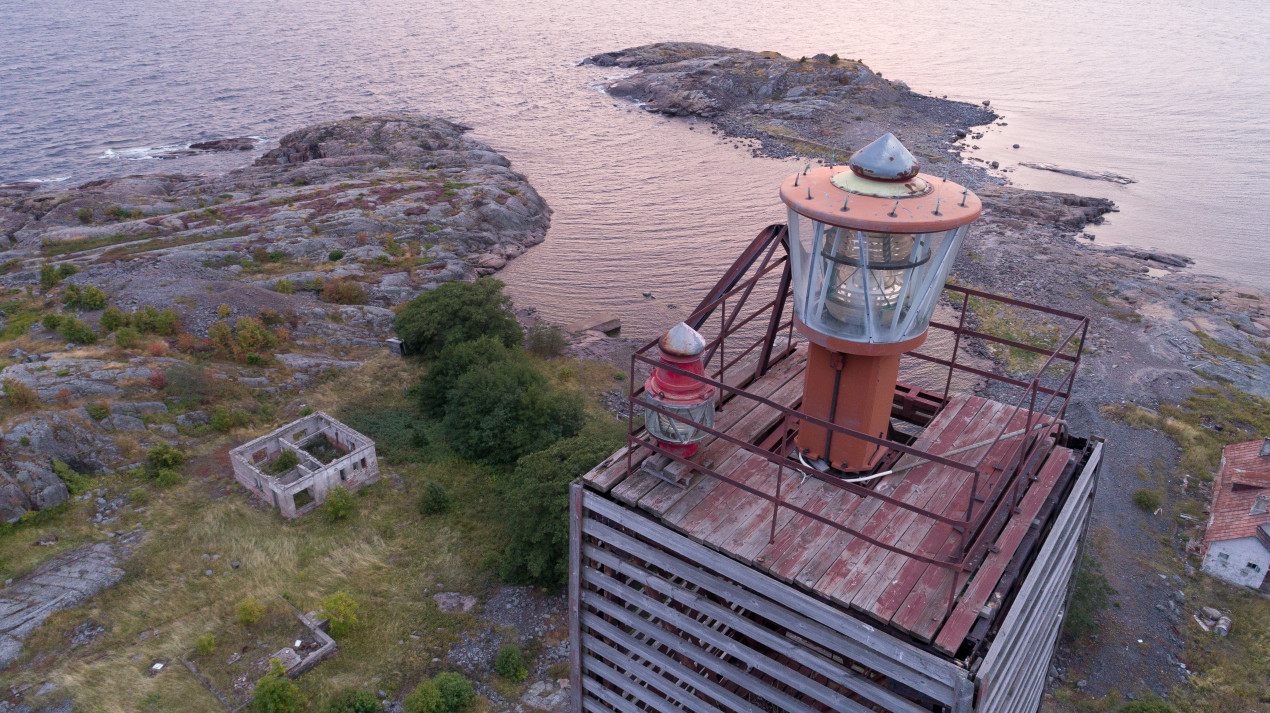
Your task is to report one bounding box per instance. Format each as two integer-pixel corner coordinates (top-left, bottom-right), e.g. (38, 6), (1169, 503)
(360, 458), (367, 469)
(1248, 562), (1261, 572)
(1219, 552), (1230, 561)
(340, 469), (346, 482)
(1252, 494), (1269, 516)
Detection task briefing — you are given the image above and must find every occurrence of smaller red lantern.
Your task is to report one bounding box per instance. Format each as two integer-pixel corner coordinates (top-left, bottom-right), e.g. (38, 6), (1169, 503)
(642, 323), (717, 458)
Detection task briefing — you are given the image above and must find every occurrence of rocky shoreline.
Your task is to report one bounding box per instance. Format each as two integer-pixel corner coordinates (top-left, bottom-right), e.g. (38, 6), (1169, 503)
(0, 114), (552, 523)
(591, 43), (1270, 703)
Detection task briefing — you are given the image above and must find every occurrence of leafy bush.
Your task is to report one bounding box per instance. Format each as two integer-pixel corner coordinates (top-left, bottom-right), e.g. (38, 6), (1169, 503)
(321, 279), (368, 305)
(1132, 488), (1162, 511)
(129, 306), (182, 336)
(416, 337), (513, 418)
(322, 689), (383, 713)
(403, 673), (475, 713)
(327, 250), (345, 262)
(148, 443), (186, 469)
(266, 450), (300, 475)
(433, 673), (475, 711)
(403, 682), (443, 713)
(1064, 554), (1114, 638)
(3, 379), (39, 411)
(218, 303), (233, 319)
(196, 633), (216, 656)
(237, 597), (264, 627)
(100, 307), (126, 331)
(152, 468), (181, 487)
(323, 485), (356, 521)
(442, 356), (585, 466)
(494, 644), (528, 682)
(61, 283), (107, 311)
(252, 659), (305, 713)
(418, 480), (450, 516)
(57, 316), (97, 344)
(235, 317), (279, 353)
(41, 313), (63, 330)
(274, 279), (296, 294)
(115, 326), (140, 348)
(85, 401), (110, 420)
(525, 322), (568, 359)
(211, 406), (251, 432)
(394, 278), (522, 358)
(39, 263), (77, 290)
(76, 206), (93, 224)
(321, 590), (360, 638)
(500, 428), (623, 587)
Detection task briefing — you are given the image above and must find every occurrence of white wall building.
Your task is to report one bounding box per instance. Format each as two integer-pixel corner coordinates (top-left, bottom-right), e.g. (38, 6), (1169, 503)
(229, 412), (379, 518)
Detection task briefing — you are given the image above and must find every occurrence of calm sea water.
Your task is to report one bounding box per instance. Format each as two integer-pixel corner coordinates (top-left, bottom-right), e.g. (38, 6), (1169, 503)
(2, 0), (1266, 336)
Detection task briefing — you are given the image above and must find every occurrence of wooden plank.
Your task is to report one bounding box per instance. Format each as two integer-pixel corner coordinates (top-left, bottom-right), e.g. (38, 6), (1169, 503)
(776, 395), (982, 592)
(581, 492), (969, 699)
(581, 591), (824, 713)
(868, 406), (1046, 633)
(878, 411), (1052, 631)
(583, 617), (754, 713)
(681, 454), (775, 542)
(583, 522), (935, 713)
(585, 555), (883, 713)
(568, 483), (584, 713)
(809, 397), (995, 604)
(582, 639), (693, 713)
(837, 400), (1016, 615)
(976, 444), (1100, 707)
(932, 447), (1074, 655)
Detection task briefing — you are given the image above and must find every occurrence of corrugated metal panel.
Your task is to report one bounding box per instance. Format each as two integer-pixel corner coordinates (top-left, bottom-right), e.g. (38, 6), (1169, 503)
(570, 484), (974, 713)
(975, 442), (1102, 713)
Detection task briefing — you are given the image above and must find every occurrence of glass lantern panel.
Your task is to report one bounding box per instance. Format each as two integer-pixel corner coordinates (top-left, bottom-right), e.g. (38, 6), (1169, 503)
(643, 396), (715, 445)
(791, 221), (969, 344)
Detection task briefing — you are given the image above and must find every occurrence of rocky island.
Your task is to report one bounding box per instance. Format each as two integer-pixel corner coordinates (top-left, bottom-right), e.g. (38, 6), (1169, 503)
(589, 43), (1270, 710)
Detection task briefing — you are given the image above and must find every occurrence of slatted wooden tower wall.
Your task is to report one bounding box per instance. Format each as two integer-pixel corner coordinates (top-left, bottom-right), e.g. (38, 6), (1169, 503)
(569, 422), (1102, 713)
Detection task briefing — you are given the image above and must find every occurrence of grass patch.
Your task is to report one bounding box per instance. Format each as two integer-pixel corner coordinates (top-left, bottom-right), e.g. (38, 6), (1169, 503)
(43, 232), (153, 258)
(1102, 384), (1270, 477)
(1191, 330), (1257, 366)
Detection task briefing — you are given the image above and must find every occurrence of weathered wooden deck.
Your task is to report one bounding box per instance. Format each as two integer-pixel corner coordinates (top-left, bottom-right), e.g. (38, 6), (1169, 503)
(584, 347), (1074, 656)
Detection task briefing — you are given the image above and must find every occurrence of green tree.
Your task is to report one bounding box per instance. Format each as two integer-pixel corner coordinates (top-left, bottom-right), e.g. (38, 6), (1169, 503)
(148, 444), (186, 469)
(416, 336), (513, 418)
(394, 278), (522, 358)
(417, 480), (450, 516)
(57, 316), (97, 344)
(500, 427), (623, 587)
(441, 357), (585, 466)
(252, 659), (305, 713)
(100, 307), (127, 331)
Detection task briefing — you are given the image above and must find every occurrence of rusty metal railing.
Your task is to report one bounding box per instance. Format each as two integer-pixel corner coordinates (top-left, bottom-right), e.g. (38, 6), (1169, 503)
(623, 224), (1088, 611)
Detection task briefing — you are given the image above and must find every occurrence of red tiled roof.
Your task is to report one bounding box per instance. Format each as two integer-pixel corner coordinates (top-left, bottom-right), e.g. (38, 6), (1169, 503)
(1204, 439), (1270, 546)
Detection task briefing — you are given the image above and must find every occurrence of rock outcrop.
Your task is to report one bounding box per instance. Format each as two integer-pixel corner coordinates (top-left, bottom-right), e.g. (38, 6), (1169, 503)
(0, 532), (140, 668)
(587, 43), (993, 162)
(0, 115), (551, 344)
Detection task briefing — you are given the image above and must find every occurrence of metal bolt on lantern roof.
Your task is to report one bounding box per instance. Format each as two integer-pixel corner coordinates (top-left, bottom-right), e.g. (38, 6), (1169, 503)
(778, 133), (983, 472)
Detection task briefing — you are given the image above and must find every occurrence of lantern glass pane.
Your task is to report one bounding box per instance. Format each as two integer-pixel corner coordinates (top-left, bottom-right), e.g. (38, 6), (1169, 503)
(788, 218), (969, 344)
(643, 396), (715, 445)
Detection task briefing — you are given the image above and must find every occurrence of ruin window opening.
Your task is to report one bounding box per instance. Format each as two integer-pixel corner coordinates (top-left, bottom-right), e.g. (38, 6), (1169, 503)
(1252, 494), (1269, 516)
(293, 488), (315, 510)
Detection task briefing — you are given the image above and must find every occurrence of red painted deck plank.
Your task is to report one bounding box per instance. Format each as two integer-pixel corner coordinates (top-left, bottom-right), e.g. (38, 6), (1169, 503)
(891, 419), (1062, 641)
(810, 397), (1000, 605)
(762, 395), (980, 587)
(843, 401), (1017, 613)
(859, 404), (1039, 614)
(931, 446), (1074, 654)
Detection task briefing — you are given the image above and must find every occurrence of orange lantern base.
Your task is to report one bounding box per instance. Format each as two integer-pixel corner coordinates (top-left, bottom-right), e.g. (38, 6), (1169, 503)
(795, 324), (927, 473)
